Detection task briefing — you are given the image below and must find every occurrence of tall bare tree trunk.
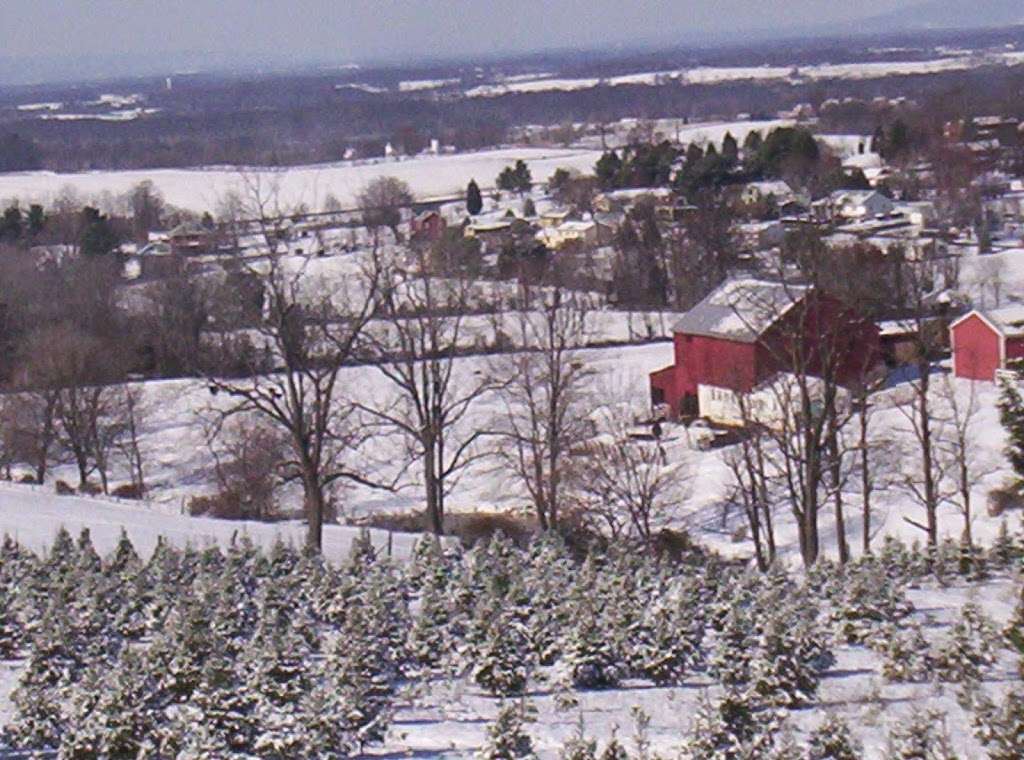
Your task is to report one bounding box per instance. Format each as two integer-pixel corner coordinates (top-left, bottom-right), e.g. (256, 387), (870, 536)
(860, 402), (872, 556)
(827, 417), (849, 565)
(304, 469), (325, 553)
(918, 363), (938, 549)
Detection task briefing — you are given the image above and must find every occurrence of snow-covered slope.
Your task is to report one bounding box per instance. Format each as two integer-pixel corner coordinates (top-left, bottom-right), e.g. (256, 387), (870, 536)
(0, 147), (601, 214)
(0, 483), (422, 562)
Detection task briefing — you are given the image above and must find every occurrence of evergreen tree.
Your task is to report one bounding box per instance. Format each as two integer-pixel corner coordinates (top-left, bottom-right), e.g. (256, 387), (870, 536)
(807, 713), (862, 760)
(559, 716), (598, 760)
(0, 205), (22, 243)
(478, 702), (537, 760)
(497, 161), (533, 194)
(470, 606), (532, 696)
(0, 588), (21, 658)
(630, 593), (702, 686)
(558, 603), (623, 690)
(875, 622), (933, 683)
(522, 535), (575, 664)
(595, 151), (623, 190)
(59, 648), (160, 758)
(26, 204), (45, 238)
(747, 607), (833, 707)
(934, 603), (999, 684)
(973, 687), (1024, 760)
(7, 611), (80, 750)
(679, 690), (786, 759)
(168, 645), (255, 755)
(323, 611), (397, 749)
(467, 179), (484, 215)
(79, 206), (120, 256)
(886, 710), (958, 759)
(989, 519), (1017, 569)
(721, 132), (739, 164)
(999, 372), (1024, 486)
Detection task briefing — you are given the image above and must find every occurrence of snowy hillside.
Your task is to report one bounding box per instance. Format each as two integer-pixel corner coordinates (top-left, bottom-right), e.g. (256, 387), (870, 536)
(8, 328), (1020, 571)
(0, 483), (424, 562)
(0, 147), (601, 214)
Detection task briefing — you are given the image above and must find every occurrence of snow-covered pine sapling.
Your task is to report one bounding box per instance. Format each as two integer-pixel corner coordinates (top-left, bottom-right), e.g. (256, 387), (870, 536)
(997, 370), (1024, 487)
(323, 585), (404, 751)
(678, 689), (787, 760)
(972, 686), (1024, 760)
(1004, 582), (1024, 675)
(166, 642), (256, 755)
(522, 535), (575, 665)
(629, 705), (659, 760)
(631, 595), (701, 686)
(886, 709), (958, 760)
(244, 590), (315, 757)
(0, 588), (21, 657)
(6, 607), (84, 750)
(558, 715), (597, 760)
(830, 562), (914, 644)
(407, 572), (454, 673)
(471, 607), (533, 697)
(598, 731), (630, 760)
(407, 533), (447, 592)
(708, 605), (755, 690)
(58, 647), (160, 759)
(747, 604), (834, 708)
(989, 519), (1017, 570)
(874, 622), (934, 683)
(295, 677), (360, 759)
(74, 528), (102, 575)
(934, 602), (1000, 684)
(557, 601), (623, 690)
(477, 701), (538, 760)
(807, 713), (863, 760)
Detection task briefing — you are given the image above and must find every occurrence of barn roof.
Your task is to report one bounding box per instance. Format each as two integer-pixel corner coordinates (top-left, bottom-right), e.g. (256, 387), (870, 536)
(674, 278), (812, 343)
(953, 306), (1024, 338)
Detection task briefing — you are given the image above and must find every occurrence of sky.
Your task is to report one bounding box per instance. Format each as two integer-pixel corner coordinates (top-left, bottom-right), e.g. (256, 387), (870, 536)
(1, 0), (917, 67)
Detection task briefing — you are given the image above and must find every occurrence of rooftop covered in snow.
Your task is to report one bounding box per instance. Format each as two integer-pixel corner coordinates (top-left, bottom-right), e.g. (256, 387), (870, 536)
(673, 278), (811, 343)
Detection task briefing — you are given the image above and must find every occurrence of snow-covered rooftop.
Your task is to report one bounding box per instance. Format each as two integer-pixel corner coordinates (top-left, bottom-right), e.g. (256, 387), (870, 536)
(674, 278), (811, 343)
(966, 305), (1024, 338)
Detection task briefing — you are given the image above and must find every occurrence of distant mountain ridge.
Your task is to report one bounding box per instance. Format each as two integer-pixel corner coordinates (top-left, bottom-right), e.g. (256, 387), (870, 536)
(857, 0), (1024, 33)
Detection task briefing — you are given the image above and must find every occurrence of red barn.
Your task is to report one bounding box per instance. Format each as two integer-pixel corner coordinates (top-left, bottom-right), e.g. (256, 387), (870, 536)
(950, 307), (1024, 381)
(650, 278), (880, 420)
(411, 210), (447, 243)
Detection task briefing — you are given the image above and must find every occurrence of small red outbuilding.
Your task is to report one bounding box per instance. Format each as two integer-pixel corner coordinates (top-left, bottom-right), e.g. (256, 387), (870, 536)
(950, 306), (1024, 381)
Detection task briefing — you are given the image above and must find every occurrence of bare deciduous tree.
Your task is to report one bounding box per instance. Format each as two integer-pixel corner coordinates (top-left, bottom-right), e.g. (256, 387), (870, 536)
(492, 284), (595, 531)
(201, 413), (289, 521)
(724, 398), (777, 571)
(935, 375), (992, 549)
(115, 386), (148, 495)
(574, 400), (690, 548)
(358, 250), (500, 534)
(893, 260), (946, 553)
(358, 176), (414, 242)
(205, 254), (384, 552)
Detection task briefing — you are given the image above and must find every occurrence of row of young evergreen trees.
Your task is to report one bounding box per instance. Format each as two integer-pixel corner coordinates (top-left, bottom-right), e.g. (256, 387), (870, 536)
(0, 523), (1023, 757)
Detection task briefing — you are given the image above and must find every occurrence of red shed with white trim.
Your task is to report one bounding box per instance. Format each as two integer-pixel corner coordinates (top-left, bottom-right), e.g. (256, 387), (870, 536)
(950, 306), (1024, 381)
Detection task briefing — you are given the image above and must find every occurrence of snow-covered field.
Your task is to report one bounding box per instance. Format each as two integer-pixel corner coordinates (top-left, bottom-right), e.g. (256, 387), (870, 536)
(5, 321), (1018, 571)
(0, 483), (422, 562)
(0, 147), (601, 214)
(464, 51), (1024, 98)
(380, 578), (1021, 759)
